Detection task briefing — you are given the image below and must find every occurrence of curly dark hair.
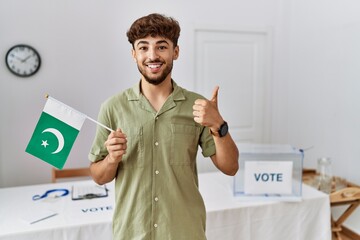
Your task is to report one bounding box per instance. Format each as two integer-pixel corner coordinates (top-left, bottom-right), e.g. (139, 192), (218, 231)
(126, 13), (181, 48)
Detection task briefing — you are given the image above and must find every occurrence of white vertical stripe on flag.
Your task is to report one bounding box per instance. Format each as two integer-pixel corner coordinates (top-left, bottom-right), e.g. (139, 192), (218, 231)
(43, 97), (86, 130)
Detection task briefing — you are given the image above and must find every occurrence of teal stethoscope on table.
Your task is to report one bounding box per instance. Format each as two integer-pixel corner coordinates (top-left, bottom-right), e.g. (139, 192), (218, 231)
(32, 189), (69, 200)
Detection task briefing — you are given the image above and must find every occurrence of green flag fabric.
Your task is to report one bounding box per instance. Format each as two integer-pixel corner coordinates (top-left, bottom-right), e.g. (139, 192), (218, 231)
(26, 97), (86, 169)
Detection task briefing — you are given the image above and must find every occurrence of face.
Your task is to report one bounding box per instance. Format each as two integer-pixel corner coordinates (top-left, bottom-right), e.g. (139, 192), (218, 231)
(132, 36), (179, 85)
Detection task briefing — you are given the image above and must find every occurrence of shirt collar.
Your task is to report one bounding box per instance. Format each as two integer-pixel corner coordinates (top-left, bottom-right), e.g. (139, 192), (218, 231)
(127, 80), (186, 102)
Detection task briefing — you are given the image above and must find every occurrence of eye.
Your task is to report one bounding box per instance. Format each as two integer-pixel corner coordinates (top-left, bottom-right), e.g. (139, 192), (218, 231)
(158, 46), (167, 51)
(138, 46), (148, 51)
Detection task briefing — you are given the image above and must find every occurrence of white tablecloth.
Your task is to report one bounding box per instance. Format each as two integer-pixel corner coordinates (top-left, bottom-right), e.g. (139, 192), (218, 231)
(0, 172), (331, 240)
(0, 179), (115, 240)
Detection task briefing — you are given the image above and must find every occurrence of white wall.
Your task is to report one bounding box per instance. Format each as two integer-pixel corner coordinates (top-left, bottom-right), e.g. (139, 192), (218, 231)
(280, 0), (360, 185)
(1, 0), (360, 233)
(278, 0), (360, 232)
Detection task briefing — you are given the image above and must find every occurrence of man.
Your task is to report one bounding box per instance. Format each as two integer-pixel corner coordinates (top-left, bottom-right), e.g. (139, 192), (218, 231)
(89, 13), (239, 240)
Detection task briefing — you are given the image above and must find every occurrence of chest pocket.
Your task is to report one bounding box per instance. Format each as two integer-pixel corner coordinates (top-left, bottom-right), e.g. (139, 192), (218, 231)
(171, 124), (200, 165)
(121, 127), (144, 168)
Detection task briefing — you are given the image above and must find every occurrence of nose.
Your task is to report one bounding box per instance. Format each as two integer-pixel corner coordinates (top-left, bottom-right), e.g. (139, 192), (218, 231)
(147, 47), (159, 61)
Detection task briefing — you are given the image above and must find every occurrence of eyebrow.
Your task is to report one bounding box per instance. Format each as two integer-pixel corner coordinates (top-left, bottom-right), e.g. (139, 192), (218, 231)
(136, 39), (170, 46)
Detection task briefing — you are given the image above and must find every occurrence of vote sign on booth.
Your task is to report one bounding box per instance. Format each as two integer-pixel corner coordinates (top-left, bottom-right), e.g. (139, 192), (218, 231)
(244, 161), (293, 194)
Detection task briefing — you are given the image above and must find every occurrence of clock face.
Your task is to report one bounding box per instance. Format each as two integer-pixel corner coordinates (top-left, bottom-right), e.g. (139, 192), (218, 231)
(5, 44), (41, 77)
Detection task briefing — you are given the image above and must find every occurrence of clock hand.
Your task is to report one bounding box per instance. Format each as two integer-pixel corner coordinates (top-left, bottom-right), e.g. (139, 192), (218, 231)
(22, 55), (32, 62)
(14, 55), (24, 61)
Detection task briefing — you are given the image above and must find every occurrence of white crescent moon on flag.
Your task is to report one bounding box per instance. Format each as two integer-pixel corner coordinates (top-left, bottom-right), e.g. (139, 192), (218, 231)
(42, 128), (65, 154)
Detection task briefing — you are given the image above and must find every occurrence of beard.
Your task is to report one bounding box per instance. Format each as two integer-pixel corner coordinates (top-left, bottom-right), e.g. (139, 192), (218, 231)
(137, 60), (173, 85)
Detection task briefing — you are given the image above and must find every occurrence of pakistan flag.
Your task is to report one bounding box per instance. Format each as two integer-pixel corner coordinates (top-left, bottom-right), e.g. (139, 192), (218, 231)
(26, 97), (86, 169)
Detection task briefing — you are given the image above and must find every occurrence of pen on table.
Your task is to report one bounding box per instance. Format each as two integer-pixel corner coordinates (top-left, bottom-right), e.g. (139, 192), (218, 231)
(30, 213), (58, 224)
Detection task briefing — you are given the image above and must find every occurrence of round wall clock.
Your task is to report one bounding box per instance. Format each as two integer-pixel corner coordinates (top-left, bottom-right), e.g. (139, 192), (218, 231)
(5, 44), (41, 77)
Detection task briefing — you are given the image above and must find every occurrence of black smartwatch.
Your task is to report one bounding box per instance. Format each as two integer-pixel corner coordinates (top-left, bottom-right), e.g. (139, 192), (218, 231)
(210, 121), (228, 137)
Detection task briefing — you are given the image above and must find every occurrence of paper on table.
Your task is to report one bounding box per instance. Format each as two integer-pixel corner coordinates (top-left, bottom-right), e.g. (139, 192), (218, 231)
(22, 209), (58, 224)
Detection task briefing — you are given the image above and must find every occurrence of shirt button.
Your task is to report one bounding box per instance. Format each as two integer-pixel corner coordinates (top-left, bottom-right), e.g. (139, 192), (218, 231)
(155, 142), (159, 146)
(154, 224), (158, 228)
(155, 170), (159, 175)
(155, 117), (159, 120)
(154, 197), (159, 202)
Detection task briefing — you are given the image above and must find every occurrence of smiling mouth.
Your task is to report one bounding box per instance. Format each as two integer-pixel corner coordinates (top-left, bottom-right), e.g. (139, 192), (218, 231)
(146, 62), (163, 70)
(147, 64), (162, 74)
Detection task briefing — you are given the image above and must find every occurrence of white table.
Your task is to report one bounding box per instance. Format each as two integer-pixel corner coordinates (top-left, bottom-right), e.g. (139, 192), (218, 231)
(0, 179), (115, 240)
(0, 172), (331, 240)
(200, 172), (331, 240)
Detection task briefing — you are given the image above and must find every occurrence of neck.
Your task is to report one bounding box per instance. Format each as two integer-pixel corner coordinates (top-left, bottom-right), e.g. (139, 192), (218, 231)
(140, 78), (173, 112)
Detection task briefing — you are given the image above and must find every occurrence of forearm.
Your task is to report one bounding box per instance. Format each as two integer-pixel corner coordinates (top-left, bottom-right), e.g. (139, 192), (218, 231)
(90, 155), (120, 185)
(211, 133), (239, 176)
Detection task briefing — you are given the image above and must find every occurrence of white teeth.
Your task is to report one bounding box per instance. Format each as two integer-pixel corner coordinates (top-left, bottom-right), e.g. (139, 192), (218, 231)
(148, 64), (161, 69)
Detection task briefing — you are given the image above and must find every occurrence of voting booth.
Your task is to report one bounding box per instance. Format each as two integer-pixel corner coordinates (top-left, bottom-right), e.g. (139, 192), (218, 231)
(234, 144), (304, 201)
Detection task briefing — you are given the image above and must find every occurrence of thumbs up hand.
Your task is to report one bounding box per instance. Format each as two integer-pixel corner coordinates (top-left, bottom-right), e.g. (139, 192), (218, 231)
(193, 86), (224, 132)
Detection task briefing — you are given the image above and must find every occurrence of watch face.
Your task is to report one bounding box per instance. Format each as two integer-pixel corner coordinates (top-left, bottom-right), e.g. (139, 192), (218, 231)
(219, 121), (229, 137)
(5, 44), (41, 77)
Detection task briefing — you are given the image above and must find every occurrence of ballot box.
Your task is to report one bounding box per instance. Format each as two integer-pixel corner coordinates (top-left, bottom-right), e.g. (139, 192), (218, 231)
(234, 144), (304, 201)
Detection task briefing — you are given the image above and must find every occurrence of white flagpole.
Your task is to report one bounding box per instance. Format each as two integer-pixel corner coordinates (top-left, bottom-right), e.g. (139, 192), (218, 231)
(45, 94), (115, 132)
(85, 115), (114, 132)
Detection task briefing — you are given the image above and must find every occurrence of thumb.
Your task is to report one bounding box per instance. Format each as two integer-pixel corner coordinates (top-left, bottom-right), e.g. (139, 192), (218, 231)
(210, 86), (219, 104)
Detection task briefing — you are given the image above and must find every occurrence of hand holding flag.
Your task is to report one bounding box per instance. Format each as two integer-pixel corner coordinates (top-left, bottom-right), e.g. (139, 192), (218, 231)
(104, 129), (128, 164)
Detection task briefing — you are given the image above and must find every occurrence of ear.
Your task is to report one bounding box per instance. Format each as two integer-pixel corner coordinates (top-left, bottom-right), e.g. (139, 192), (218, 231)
(173, 45), (179, 60)
(131, 48), (137, 63)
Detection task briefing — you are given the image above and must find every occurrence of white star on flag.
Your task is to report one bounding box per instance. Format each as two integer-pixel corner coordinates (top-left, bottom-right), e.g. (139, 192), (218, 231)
(41, 140), (49, 148)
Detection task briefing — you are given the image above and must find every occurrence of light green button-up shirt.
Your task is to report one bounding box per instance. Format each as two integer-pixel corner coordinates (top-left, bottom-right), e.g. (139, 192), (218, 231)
(89, 81), (216, 240)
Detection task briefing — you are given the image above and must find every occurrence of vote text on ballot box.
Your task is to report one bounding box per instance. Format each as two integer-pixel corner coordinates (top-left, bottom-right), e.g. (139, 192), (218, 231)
(234, 144), (304, 201)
